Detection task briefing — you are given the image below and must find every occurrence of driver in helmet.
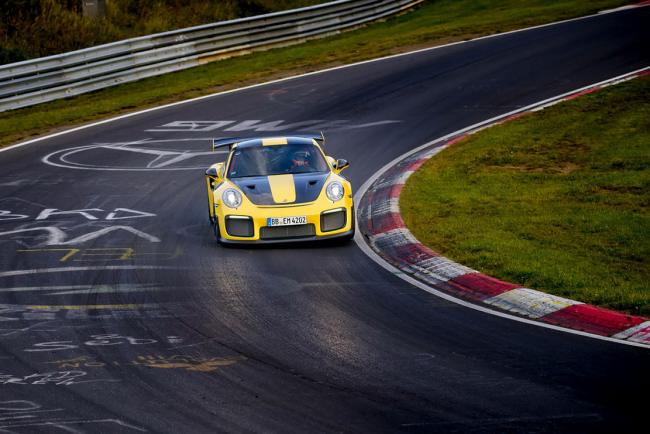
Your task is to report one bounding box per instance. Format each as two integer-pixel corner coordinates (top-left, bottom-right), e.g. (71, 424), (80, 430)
(289, 149), (312, 172)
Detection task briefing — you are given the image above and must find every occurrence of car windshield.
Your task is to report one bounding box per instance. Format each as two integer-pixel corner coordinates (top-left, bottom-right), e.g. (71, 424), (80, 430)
(227, 143), (330, 178)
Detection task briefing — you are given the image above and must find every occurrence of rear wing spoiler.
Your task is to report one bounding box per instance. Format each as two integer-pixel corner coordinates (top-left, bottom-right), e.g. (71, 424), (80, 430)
(292, 131), (325, 145)
(212, 132), (325, 151)
(212, 137), (239, 151)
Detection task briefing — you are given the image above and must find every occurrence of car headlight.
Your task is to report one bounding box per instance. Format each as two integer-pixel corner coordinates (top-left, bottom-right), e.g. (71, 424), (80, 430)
(222, 189), (242, 208)
(326, 181), (344, 202)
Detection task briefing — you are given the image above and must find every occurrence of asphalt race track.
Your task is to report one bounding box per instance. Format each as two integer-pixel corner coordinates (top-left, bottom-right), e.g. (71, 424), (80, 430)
(0, 7), (648, 433)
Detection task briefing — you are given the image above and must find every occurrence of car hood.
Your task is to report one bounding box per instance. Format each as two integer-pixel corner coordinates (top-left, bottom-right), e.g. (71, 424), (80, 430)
(231, 172), (329, 205)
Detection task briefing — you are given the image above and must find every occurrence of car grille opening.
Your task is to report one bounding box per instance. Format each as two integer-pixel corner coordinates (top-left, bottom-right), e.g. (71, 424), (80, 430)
(260, 224), (315, 240)
(225, 216), (254, 237)
(320, 209), (346, 232)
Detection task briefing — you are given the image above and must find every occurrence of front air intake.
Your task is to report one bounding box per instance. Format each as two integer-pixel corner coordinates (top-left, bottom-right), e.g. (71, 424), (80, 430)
(225, 216), (254, 237)
(260, 224), (315, 240)
(320, 209), (346, 232)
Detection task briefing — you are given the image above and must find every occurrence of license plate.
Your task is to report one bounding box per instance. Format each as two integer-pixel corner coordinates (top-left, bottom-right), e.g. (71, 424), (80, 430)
(266, 216), (307, 226)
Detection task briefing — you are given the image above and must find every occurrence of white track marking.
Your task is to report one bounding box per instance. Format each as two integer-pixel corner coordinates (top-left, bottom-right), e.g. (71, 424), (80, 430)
(0, 227), (67, 245)
(0, 266), (179, 278)
(60, 226), (160, 245)
(483, 288), (583, 319)
(35, 208), (101, 220)
(612, 321), (650, 343)
(105, 208), (156, 220)
(0, 284), (162, 295)
(0, 419), (146, 432)
(0, 225), (161, 246)
(42, 141), (226, 171)
(369, 228), (418, 248)
(0, 3), (644, 156)
(0, 285), (94, 293)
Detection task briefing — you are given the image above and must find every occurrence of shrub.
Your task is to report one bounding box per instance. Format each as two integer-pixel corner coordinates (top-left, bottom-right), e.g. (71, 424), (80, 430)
(0, 0), (324, 64)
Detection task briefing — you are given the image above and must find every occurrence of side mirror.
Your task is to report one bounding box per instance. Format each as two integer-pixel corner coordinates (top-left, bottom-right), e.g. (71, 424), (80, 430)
(213, 162), (225, 179)
(334, 158), (349, 173)
(205, 162), (225, 190)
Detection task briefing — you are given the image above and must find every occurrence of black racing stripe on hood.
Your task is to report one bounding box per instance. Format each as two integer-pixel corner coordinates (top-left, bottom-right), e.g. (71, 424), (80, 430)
(293, 172), (328, 204)
(232, 176), (274, 205)
(232, 173), (329, 205)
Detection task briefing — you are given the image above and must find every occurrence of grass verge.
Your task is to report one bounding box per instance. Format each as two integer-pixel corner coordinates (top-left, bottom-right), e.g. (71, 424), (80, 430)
(400, 75), (650, 315)
(0, 0), (630, 149)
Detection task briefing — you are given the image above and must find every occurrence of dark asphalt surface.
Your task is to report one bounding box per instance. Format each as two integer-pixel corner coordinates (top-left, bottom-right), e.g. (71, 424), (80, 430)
(0, 7), (649, 433)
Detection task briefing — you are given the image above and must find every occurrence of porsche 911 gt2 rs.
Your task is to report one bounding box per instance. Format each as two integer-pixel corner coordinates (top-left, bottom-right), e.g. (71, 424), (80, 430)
(205, 134), (354, 244)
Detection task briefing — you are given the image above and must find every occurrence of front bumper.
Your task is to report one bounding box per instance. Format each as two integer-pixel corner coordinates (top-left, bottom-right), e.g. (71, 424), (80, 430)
(218, 228), (354, 245)
(215, 199), (354, 243)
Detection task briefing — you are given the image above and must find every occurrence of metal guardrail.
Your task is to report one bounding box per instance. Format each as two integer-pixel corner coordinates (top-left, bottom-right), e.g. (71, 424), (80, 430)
(0, 0), (423, 112)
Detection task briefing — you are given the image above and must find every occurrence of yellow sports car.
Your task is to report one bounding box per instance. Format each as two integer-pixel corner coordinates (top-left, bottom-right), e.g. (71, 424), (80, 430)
(205, 134), (354, 244)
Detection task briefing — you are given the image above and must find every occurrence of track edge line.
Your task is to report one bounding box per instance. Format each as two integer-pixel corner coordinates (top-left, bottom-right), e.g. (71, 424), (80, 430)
(353, 66), (650, 349)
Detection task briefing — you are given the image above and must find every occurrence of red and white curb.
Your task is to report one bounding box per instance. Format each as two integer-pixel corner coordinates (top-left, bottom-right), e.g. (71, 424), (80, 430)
(355, 67), (650, 348)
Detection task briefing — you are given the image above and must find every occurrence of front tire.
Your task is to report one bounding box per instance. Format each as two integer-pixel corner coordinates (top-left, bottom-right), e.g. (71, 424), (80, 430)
(213, 220), (224, 245)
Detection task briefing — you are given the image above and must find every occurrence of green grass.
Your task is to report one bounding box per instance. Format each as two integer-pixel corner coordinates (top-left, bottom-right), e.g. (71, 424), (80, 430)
(0, 0), (630, 149)
(401, 75), (650, 316)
